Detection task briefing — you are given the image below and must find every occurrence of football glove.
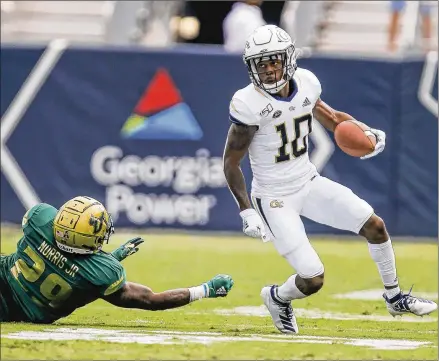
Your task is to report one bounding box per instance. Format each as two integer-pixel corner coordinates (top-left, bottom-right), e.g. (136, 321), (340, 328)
(111, 237), (144, 262)
(240, 208), (269, 241)
(361, 128), (386, 160)
(206, 274), (234, 298)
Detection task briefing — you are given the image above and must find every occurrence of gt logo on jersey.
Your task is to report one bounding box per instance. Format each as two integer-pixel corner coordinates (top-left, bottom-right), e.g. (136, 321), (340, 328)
(260, 103), (273, 117)
(270, 200), (284, 208)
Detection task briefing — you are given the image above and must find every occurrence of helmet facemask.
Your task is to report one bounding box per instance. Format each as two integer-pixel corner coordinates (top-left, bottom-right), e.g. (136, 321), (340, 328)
(90, 211), (115, 251)
(103, 213), (115, 245)
(244, 43), (298, 95)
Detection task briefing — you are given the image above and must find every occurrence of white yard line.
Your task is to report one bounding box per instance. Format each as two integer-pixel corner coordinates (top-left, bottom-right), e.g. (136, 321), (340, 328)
(2, 327), (434, 351)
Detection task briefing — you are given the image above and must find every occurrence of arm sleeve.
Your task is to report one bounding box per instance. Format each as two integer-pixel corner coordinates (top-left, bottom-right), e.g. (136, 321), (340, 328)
(99, 258), (127, 296)
(229, 96), (260, 128)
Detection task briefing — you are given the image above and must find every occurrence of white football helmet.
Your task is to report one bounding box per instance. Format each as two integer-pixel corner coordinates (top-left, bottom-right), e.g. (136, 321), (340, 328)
(243, 25), (298, 94)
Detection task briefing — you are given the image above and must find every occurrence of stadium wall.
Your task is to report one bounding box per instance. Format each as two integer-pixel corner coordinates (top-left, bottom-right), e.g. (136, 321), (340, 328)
(1, 44), (437, 237)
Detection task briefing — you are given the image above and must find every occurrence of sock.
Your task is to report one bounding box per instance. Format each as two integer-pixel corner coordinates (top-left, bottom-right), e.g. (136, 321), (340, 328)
(277, 274), (307, 302)
(188, 284), (208, 302)
(368, 239), (401, 299)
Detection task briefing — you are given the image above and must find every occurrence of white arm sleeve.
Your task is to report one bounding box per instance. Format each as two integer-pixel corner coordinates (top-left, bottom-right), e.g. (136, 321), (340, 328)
(229, 96), (260, 128)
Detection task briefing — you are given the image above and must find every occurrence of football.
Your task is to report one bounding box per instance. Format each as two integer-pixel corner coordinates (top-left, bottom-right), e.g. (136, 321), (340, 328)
(334, 120), (376, 157)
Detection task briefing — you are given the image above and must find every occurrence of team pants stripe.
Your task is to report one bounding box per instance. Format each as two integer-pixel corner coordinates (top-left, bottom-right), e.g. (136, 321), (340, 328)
(253, 197), (275, 237)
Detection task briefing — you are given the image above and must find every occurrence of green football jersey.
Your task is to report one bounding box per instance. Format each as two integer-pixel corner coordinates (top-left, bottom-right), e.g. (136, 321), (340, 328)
(1, 203), (126, 323)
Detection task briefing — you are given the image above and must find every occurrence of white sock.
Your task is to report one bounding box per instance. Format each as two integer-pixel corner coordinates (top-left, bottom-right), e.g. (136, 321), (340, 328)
(368, 239), (400, 299)
(188, 284), (208, 302)
(277, 274), (307, 302)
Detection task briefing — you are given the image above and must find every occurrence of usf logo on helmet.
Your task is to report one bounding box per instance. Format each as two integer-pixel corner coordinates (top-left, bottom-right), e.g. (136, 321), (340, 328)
(53, 196), (114, 254)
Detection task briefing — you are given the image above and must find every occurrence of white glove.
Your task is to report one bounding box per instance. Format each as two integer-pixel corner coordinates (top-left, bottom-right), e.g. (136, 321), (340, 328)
(239, 208), (269, 242)
(361, 128), (386, 160)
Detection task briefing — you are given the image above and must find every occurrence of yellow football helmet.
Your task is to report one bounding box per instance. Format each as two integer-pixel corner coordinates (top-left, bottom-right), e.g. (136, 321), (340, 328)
(53, 196), (114, 254)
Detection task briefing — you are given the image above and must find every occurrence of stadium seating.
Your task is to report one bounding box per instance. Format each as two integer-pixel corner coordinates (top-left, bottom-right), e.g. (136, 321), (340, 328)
(0, 1), (115, 44)
(316, 0), (438, 54)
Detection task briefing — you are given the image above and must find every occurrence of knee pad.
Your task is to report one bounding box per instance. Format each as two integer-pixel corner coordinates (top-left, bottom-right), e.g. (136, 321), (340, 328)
(283, 243), (324, 279)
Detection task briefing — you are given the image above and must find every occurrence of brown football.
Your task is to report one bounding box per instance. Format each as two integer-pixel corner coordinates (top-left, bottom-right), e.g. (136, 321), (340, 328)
(334, 120), (376, 157)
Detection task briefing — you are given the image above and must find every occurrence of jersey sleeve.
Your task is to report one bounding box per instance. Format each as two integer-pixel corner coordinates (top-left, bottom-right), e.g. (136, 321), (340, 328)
(95, 255), (127, 296)
(22, 203), (58, 240)
(229, 94), (260, 128)
(297, 68), (322, 102)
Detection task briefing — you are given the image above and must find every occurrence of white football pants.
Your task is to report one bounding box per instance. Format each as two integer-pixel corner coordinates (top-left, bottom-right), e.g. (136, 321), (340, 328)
(252, 175), (374, 278)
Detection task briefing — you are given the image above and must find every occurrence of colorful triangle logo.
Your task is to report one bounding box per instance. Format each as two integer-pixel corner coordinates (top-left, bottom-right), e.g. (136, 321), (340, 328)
(121, 68), (203, 140)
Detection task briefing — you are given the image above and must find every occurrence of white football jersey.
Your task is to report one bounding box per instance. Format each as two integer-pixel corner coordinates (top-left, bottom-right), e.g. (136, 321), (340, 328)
(229, 67), (322, 197)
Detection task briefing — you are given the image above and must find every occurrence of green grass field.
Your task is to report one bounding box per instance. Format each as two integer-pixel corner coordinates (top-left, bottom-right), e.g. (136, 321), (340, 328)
(1, 226), (437, 360)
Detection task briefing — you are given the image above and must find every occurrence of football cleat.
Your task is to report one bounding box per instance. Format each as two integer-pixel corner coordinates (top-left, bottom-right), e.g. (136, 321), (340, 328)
(261, 285), (298, 334)
(383, 286), (438, 317)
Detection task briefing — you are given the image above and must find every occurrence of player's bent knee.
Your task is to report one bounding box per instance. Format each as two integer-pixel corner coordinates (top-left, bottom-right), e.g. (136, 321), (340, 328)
(283, 244), (324, 279)
(360, 214), (388, 243)
(302, 273), (324, 295)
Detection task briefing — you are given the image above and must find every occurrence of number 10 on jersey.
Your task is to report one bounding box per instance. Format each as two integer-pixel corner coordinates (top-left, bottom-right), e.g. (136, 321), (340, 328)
(275, 113), (312, 163)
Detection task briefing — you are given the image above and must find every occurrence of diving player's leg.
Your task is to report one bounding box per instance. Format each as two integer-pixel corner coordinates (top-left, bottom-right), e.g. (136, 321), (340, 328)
(252, 194), (324, 334)
(301, 175), (437, 317)
(0, 256), (17, 321)
(0, 256), (31, 322)
(0, 275), (10, 321)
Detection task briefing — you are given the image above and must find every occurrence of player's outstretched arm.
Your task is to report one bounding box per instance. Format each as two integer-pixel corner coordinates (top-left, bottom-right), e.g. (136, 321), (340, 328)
(103, 282), (191, 310)
(102, 275), (234, 311)
(223, 124), (258, 211)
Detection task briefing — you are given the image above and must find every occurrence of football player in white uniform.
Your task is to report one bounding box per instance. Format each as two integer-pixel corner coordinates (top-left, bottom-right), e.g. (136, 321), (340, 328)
(223, 25), (437, 334)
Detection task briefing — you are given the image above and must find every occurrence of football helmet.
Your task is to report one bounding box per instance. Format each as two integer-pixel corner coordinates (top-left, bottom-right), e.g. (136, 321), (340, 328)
(243, 25), (298, 94)
(53, 196), (114, 254)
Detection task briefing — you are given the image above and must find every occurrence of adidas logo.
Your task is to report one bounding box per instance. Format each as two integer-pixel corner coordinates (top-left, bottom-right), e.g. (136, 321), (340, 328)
(302, 97), (311, 107)
(216, 286), (227, 295)
(121, 68), (203, 140)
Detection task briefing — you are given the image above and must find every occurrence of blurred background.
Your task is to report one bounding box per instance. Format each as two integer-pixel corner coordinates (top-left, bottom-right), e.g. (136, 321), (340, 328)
(1, 0), (438, 53)
(1, 1), (438, 239)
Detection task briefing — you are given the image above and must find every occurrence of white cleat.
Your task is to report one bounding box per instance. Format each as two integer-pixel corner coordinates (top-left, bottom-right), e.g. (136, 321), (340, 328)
(384, 286), (438, 317)
(261, 285), (298, 334)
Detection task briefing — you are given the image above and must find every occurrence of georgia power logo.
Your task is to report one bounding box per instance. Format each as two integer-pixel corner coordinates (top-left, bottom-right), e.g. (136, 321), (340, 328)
(121, 68), (203, 140)
(90, 68), (227, 227)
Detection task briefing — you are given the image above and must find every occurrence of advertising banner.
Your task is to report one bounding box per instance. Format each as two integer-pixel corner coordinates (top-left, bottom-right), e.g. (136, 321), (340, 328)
(1, 46), (437, 236)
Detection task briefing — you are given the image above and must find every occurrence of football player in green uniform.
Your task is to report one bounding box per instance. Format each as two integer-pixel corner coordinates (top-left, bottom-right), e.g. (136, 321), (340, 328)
(0, 196), (234, 323)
